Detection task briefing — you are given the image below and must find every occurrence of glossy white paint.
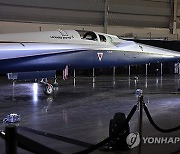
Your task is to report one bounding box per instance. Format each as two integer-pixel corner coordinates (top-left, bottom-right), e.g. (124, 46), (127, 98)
(0, 30), (179, 60)
(0, 30), (180, 73)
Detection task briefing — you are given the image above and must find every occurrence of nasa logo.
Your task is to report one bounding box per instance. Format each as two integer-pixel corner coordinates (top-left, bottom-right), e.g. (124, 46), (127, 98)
(97, 53), (103, 61)
(126, 132), (140, 149)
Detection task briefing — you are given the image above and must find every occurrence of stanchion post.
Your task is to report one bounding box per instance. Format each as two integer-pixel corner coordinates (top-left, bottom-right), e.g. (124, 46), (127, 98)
(138, 95), (144, 154)
(160, 63), (163, 76)
(73, 69), (76, 87)
(139, 95), (143, 144)
(113, 67), (116, 79)
(145, 64), (148, 76)
(135, 89), (143, 154)
(128, 65), (131, 76)
(5, 125), (17, 154)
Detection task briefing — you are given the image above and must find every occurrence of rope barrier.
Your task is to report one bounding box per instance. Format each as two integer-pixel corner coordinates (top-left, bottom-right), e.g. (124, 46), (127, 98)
(18, 126), (93, 148)
(0, 104), (137, 154)
(17, 133), (61, 154)
(73, 104), (138, 154)
(2, 94), (180, 154)
(144, 105), (180, 133)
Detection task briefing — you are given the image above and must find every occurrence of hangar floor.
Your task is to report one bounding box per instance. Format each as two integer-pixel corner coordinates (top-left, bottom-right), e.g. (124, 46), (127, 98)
(0, 75), (180, 154)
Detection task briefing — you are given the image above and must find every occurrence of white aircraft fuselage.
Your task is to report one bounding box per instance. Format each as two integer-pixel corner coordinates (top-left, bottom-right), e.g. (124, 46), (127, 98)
(0, 30), (180, 73)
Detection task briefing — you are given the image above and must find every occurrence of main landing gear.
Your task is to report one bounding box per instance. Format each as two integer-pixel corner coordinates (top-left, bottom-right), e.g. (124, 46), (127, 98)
(41, 65), (68, 95)
(41, 78), (59, 95)
(43, 83), (54, 95)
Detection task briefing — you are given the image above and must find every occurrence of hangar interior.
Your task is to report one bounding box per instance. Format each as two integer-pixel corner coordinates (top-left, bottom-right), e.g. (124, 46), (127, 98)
(1, 1), (180, 154)
(0, 0), (180, 75)
(0, 0), (179, 38)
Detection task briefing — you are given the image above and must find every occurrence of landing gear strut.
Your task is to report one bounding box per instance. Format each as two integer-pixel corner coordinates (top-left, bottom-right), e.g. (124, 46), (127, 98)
(39, 70), (61, 95)
(53, 75), (59, 87)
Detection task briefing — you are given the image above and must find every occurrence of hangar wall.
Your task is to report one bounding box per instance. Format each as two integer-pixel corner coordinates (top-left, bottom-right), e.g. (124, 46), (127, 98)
(0, 0), (177, 28)
(0, 21), (180, 41)
(0, 0), (180, 40)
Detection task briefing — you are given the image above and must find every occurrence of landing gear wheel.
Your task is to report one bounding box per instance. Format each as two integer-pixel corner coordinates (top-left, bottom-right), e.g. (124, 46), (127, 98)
(44, 83), (54, 95)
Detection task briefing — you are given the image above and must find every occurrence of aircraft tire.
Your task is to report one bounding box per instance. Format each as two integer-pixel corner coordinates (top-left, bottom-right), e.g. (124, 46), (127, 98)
(44, 83), (54, 95)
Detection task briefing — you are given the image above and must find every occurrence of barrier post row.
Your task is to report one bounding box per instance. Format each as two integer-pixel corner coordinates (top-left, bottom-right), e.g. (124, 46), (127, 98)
(5, 125), (17, 154)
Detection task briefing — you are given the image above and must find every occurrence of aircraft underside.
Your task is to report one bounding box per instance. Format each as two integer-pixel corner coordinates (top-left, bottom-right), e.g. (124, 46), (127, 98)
(1, 49), (179, 95)
(0, 49), (176, 73)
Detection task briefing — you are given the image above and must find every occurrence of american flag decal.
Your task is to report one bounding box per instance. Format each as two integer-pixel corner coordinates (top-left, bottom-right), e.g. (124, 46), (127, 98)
(63, 65), (68, 80)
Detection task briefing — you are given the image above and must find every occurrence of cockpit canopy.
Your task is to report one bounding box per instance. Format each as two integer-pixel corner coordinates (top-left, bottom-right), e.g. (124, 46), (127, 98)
(76, 30), (120, 44)
(83, 31), (98, 41)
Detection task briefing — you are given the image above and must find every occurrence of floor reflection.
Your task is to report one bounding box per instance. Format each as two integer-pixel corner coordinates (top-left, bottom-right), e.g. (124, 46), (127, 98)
(12, 81), (16, 101)
(32, 83), (38, 104)
(62, 109), (68, 124)
(1, 75), (180, 154)
(43, 96), (54, 113)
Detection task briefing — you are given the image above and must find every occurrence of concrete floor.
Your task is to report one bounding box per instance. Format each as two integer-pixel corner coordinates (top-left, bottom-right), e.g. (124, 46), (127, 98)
(0, 75), (180, 154)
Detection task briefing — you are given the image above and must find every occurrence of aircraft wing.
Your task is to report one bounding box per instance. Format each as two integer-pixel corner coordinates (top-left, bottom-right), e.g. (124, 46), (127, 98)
(1, 40), (180, 74)
(0, 42), (93, 60)
(0, 42), (99, 73)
